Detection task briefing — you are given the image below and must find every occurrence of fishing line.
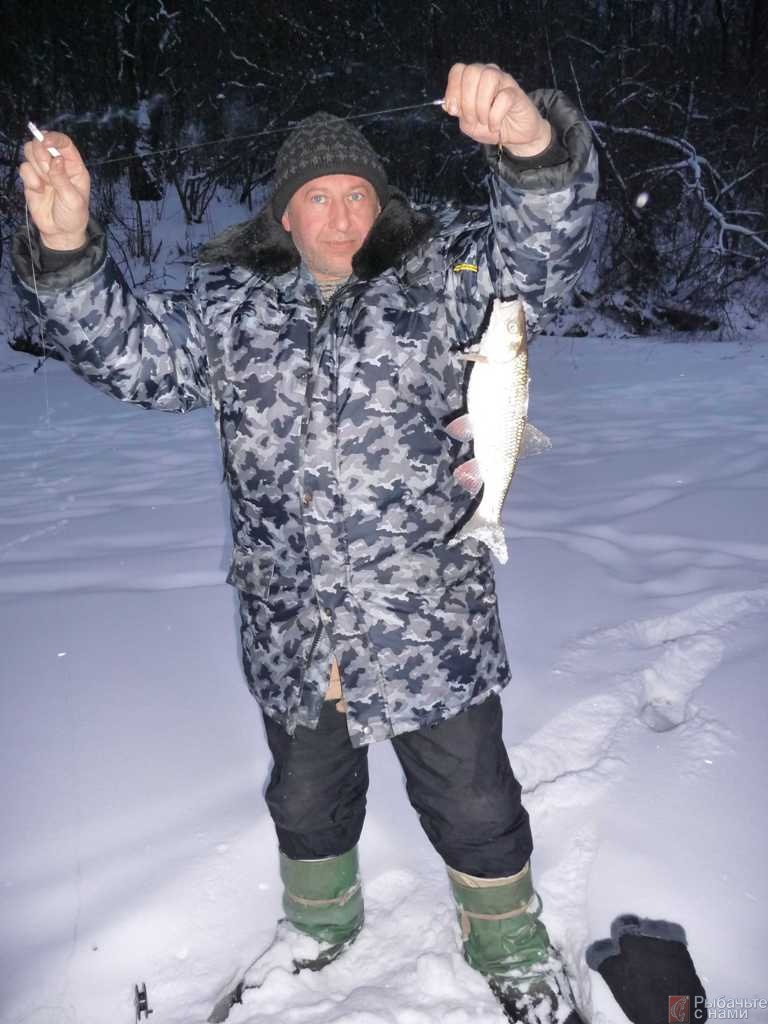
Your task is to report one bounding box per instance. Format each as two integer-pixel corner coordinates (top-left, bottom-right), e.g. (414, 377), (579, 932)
(24, 203), (52, 421)
(21, 97), (445, 376)
(87, 98), (445, 168)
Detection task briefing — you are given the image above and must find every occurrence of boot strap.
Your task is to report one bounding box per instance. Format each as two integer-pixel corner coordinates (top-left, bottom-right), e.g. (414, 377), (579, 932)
(459, 903), (530, 940)
(285, 879), (361, 909)
(460, 897), (544, 942)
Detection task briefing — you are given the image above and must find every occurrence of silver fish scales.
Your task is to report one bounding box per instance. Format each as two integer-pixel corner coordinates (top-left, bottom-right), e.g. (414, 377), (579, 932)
(447, 298), (550, 564)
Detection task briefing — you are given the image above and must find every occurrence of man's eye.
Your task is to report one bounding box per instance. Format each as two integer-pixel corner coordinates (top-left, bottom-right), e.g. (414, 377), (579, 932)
(309, 194), (327, 204)
(348, 192), (365, 202)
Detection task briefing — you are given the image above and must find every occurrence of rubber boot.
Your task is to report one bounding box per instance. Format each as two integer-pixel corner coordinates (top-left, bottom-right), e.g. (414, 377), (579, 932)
(447, 861), (583, 1023)
(207, 848), (364, 1021)
(280, 846), (364, 947)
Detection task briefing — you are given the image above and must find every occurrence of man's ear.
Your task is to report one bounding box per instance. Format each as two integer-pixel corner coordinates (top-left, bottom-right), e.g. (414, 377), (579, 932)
(281, 210), (291, 233)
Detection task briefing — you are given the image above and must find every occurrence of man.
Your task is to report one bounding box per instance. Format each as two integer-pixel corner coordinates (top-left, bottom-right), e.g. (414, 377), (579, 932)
(15, 63), (597, 1022)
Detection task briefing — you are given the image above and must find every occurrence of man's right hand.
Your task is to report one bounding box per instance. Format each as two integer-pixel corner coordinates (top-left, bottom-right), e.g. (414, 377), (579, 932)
(19, 132), (90, 251)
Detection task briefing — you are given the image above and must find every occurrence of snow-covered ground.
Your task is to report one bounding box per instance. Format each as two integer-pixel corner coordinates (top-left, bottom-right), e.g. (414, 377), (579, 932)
(2, 322), (767, 1024)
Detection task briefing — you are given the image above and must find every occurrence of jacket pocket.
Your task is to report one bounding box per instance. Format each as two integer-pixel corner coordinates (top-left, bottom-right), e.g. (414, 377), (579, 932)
(394, 350), (464, 432)
(225, 547), (275, 597)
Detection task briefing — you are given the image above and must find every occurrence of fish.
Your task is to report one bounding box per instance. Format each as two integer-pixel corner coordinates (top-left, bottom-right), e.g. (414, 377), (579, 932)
(446, 298), (550, 564)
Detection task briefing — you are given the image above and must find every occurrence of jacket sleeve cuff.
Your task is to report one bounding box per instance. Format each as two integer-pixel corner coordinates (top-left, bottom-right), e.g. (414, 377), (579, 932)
(484, 88), (594, 192)
(12, 216), (107, 292)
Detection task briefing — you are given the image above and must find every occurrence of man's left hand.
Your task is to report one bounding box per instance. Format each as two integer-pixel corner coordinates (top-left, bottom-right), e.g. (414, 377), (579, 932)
(443, 63), (551, 157)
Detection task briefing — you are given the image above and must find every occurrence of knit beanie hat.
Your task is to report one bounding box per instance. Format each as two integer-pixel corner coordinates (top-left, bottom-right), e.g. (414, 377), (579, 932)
(271, 112), (389, 219)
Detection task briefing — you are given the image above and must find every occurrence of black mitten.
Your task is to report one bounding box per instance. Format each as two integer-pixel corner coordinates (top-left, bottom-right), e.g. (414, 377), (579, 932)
(586, 915), (707, 1023)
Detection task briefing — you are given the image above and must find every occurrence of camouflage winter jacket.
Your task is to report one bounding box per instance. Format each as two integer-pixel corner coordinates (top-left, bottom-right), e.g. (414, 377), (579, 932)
(14, 90), (597, 747)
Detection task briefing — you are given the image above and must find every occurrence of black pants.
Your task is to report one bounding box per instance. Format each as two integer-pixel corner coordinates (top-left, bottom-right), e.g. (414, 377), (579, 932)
(261, 693), (532, 878)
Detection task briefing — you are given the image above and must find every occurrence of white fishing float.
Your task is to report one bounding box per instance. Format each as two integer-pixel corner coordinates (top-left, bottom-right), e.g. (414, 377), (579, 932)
(27, 122), (61, 158)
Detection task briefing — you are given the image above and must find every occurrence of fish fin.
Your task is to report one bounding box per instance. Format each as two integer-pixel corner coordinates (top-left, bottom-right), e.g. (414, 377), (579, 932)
(452, 458), (483, 496)
(445, 413), (473, 441)
(452, 512), (509, 564)
(520, 422), (553, 457)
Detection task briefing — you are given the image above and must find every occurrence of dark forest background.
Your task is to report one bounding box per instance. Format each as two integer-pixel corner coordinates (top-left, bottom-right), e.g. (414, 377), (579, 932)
(1, 0), (767, 336)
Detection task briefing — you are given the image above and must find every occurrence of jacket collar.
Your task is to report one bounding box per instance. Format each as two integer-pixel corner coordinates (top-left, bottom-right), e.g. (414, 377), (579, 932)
(198, 190), (436, 282)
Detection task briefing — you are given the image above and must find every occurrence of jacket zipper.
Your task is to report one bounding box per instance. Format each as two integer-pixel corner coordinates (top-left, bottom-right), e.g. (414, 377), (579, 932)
(304, 618), (323, 670)
(312, 281), (354, 327)
(302, 285), (352, 675)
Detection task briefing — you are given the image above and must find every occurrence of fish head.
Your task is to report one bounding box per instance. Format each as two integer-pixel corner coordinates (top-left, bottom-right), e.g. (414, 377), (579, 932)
(481, 299), (527, 361)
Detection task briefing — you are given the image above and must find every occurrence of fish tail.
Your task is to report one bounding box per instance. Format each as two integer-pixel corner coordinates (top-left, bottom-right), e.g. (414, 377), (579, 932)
(450, 512), (509, 564)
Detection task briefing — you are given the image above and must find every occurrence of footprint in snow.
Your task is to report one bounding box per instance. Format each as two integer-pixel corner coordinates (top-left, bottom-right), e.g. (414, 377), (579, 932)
(559, 587), (768, 734)
(638, 632), (723, 732)
(509, 689), (632, 806)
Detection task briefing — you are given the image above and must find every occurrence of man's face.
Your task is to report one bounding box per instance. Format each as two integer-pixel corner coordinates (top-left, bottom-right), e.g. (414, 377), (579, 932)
(281, 174), (380, 282)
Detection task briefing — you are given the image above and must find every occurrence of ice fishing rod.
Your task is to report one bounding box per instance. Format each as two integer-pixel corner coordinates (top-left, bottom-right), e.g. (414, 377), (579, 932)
(29, 98), (446, 170)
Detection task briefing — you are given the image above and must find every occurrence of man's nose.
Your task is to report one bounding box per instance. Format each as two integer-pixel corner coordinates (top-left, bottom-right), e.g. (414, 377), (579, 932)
(328, 199), (350, 232)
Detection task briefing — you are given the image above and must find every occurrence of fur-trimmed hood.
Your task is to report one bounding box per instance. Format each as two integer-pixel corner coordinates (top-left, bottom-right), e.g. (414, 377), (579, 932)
(198, 189), (436, 281)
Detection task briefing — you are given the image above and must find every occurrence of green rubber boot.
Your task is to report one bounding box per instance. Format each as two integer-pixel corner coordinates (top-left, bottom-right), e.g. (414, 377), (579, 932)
(207, 849), (364, 1020)
(447, 861), (583, 1023)
(447, 861), (550, 977)
(280, 847), (364, 946)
